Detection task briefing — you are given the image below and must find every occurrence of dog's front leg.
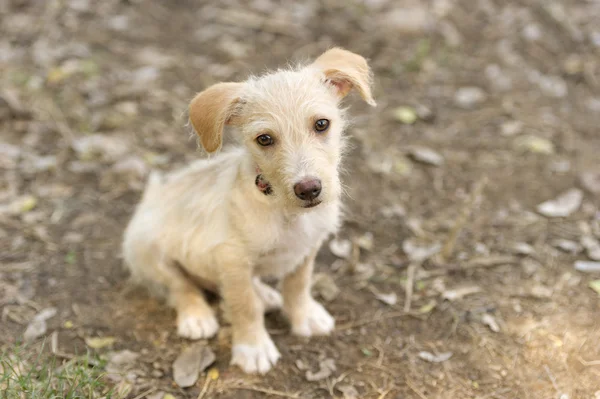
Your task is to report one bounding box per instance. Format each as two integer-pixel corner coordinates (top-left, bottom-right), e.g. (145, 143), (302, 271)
(217, 247), (280, 374)
(282, 248), (335, 337)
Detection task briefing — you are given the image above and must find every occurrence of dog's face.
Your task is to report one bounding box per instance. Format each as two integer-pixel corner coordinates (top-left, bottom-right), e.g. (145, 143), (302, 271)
(189, 48), (376, 210)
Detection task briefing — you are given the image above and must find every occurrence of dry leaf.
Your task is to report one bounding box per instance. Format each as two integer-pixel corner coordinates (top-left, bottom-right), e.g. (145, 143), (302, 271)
(173, 344), (215, 388)
(375, 292), (397, 306)
(329, 238), (352, 258)
(575, 261), (600, 273)
(442, 286), (481, 301)
(407, 146), (444, 166)
(589, 280), (600, 295)
(418, 351), (453, 363)
(514, 135), (555, 154)
(481, 314), (500, 332)
(581, 235), (600, 261)
(393, 106), (417, 124)
(536, 189), (583, 217)
(306, 358), (336, 381)
(403, 240), (441, 263)
(85, 336), (116, 349)
(24, 319), (47, 342)
(418, 300), (437, 314)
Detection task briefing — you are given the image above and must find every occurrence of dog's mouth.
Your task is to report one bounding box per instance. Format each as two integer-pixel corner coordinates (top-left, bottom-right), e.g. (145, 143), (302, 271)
(302, 200), (322, 209)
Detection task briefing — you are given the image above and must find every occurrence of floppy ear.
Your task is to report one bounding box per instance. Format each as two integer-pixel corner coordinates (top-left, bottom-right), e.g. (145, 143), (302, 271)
(312, 48), (376, 106)
(189, 82), (244, 153)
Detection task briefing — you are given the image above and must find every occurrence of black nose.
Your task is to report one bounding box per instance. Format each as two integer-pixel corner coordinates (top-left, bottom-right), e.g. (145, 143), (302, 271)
(294, 178), (322, 201)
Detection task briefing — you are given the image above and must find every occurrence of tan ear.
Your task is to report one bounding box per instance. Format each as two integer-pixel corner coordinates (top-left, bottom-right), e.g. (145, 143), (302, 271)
(189, 82), (244, 153)
(312, 48), (376, 106)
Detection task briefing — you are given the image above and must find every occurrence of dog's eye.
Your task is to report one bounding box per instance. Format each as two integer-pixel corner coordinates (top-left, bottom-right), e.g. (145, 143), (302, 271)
(314, 119), (330, 132)
(256, 134), (274, 146)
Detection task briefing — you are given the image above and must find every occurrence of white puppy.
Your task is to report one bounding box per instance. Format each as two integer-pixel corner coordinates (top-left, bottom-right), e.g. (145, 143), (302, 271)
(122, 48), (376, 374)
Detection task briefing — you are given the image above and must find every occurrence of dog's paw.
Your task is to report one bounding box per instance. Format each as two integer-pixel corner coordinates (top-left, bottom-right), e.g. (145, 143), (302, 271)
(290, 299), (335, 337)
(231, 334), (281, 374)
(254, 280), (283, 312)
(177, 312), (219, 340)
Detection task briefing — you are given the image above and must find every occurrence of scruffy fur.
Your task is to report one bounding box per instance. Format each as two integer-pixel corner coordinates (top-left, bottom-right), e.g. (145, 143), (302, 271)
(122, 48), (375, 374)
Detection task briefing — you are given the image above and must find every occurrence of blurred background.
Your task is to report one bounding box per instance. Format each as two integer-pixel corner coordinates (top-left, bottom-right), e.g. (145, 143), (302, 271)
(1, 0), (599, 398)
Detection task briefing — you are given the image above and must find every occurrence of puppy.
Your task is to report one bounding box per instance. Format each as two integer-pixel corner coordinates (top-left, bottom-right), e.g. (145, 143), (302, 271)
(122, 48), (376, 374)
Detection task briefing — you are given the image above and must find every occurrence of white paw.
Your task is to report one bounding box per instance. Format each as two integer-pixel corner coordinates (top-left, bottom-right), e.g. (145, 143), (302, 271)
(177, 313), (219, 340)
(254, 280), (283, 312)
(291, 300), (335, 337)
(231, 334), (281, 374)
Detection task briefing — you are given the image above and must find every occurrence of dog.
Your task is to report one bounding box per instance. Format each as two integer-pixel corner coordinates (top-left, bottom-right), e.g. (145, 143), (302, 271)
(122, 48), (376, 374)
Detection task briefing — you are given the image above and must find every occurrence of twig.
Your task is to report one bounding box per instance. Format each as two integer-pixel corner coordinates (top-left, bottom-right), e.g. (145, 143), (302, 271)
(543, 364), (560, 393)
(421, 255), (519, 278)
(349, 239), (361, 274)
(404, 264), (417, 313)
(336, 311), (414, 331)
(377, 387), (394, 399)
(228, 386), (303, 398)
(578, 356), (600, 366)
(406, 380), (428, 399)
(197, 375), (212, 399)
(132, 387), (157, 399)
(438, 177), (487, 263)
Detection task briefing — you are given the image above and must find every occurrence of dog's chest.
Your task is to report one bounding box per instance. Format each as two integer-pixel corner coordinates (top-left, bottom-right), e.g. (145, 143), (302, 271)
(252, 205), (339, 278)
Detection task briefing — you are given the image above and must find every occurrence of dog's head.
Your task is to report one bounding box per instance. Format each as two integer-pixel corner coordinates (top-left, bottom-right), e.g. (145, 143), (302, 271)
(189, 48), (375, 210)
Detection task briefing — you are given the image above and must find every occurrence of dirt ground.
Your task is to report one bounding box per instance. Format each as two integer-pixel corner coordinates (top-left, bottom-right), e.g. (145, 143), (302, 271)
(1, 0), (600, 398)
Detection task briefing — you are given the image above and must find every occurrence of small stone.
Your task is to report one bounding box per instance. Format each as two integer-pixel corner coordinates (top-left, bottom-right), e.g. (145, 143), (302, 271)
(563, 54), (583, 76)
(407, 146), (444, 166)
(151, 369), (164, 378)
(381, 204), (406, 218)
(580, 171), (600, 195)
(454, 87), (487, 109)
(402, 239), (441, 262)
(538, 75), (567, 98)
(384, 7), (434, 33)
(173, 344), (216, 388)
(536, 189), (583, 218)
(415, 104), (435, 122)
(71, 134), (130, 162)
(501, 120), (523, 137)
(312, 273), (340, 302)
(355, 232), (374, 251)
(512, 242), (535, 255)
(549, 160), (571, 173)
(108, 350), (139, 365)
(337, 384), (359, 399)
(530, 285), (552, 298)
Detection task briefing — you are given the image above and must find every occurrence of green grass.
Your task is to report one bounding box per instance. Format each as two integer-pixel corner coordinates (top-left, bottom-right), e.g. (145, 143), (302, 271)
(0, 344), (114, 399)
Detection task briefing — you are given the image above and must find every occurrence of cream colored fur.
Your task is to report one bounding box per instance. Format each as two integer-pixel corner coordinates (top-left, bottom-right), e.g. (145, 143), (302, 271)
(122, 48), (375, 374)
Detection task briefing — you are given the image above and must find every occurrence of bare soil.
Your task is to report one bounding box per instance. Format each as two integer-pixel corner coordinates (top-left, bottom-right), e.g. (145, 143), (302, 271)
(1, 0), (599, 398)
